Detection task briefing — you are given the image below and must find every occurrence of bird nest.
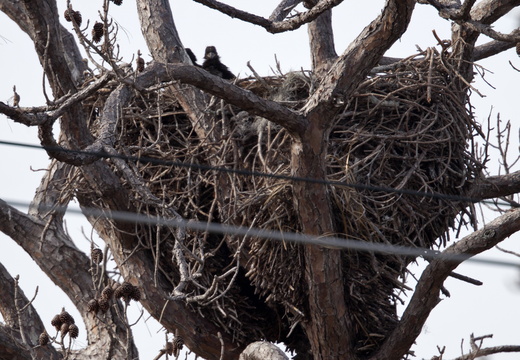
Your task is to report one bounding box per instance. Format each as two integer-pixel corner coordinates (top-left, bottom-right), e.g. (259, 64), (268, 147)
(79, 49), (482, 356)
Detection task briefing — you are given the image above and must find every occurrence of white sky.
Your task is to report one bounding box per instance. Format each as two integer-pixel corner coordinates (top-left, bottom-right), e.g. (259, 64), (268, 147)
(1, 1), (520, 359)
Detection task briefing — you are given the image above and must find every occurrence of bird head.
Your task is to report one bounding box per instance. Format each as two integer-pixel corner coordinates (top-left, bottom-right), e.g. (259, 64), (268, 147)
(204, 46), (219, 60)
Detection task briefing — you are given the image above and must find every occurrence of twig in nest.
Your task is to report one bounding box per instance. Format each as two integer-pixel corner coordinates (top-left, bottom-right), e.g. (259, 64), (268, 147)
(247, 61), (271, 89)
(427, 47), (434, 103)
(218, 332), (225, 360)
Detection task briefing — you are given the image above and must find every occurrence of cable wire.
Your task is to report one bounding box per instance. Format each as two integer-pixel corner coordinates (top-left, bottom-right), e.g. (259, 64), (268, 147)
(0, 139), (515, 208)
(4, 199), (519, 268)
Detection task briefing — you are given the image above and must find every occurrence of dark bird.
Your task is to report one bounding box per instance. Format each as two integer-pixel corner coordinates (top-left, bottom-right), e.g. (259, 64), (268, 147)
(136, 50), (145, 72)
(185, 48), (200, 67)
(202, 46), (235, 80)
(12, 85), (20, 107)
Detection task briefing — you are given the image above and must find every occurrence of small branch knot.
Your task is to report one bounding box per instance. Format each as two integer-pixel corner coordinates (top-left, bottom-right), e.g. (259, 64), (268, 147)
(483, 229), (495, 239)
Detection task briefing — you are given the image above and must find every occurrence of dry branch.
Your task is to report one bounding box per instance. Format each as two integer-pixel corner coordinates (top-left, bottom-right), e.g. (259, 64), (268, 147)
(469, 170), (520, 200)
(192, 0), (344, 33)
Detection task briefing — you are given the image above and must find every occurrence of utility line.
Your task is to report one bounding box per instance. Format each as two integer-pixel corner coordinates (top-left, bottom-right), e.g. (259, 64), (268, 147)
(0, 139), (514, 207)
(4, 199), (520, 268)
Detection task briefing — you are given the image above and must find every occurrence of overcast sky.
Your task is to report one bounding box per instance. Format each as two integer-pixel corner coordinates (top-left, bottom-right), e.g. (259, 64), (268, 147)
(1, 1), (519, 359)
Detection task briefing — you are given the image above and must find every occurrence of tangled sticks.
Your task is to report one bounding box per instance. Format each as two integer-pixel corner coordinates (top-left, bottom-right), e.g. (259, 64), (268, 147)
(78, 48), (482, 355)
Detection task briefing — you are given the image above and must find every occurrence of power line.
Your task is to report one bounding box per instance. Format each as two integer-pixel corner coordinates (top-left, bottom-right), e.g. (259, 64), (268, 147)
(0, 139), (514, 207)
(4, 199), (520, 268)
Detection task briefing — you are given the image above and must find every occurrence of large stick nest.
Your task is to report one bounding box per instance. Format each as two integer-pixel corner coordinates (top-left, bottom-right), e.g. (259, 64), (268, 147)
(79, 49), (482, 356)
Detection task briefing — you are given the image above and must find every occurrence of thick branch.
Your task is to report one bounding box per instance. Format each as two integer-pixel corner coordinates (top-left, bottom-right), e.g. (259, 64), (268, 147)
(2, 0), (94, 164)
(157, 63), (306, 134)
(470, 0), (520, 25)
(469, 170), (520, 200)
(6, 0), (83, 93)
(0, 103), (48, 126)
(0, 326), (32, 360)
(370, 208), (520, 360)
(473, 39), (517, 60)
(269, 0), (302, 21)
(0, 73), (112, 129)
(37, 121), (104, 165)
(307, 4), (337, 75)
(136, 0), (185, 63)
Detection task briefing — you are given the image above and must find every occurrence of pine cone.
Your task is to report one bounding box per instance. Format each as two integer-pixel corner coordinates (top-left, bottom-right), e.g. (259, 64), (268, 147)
(136, 55), (145, 73)
(59, 310), (75, 325)
(39, 332), (49, 346)
(64, 9), (72, 22)
(51, 314), (63, 331)
(115, 282), (137, 303)
(101, 285), (113, 300)
(60, 322), (70, 336)
(92, 22), (104, 43)
(165, 341), (174, 356)
(91, 248), (103, 264)
(64, 9), (82, 26)
(87, 299), (99, 314)
(129, 286), (141, 302)
(113, 285), (124, 299)
(69, 324), (79, 339)
(112, 0), (123, 6)
(72, 11), (82, 26)
(98, 297), (110, 313)
(174, 336), (184, 350)
(120, 282), (133, 295)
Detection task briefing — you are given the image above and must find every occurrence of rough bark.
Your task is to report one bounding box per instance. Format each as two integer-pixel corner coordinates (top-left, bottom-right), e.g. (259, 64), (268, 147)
(292, 126), (353, 359)
(291, 1), (416, 359)
(469, 171), (520, 200)
(306, 3), (337, 76)
(0, 326), (32, 360)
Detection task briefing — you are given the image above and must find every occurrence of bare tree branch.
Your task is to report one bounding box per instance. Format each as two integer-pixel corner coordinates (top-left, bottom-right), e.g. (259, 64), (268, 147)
(453, 345), (520, 360)
(370, 208), (520, 360)
(470, 0), (520, 25)
(473, 39), (517, 61)
(269, 0), (302, 21)
(158, 63), (306, 134)
(306, 3), (337, 75)
(469, 170), (520, 200)
(193, 0), (344, 33)
(460, 22), (520, 42)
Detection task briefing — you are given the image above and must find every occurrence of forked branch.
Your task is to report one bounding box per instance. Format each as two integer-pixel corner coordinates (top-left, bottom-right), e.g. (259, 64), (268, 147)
(192, 0), (344, 33)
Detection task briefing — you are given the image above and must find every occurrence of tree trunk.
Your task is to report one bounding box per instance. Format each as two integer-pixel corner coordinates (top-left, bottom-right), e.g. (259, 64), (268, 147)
(292, 122), (355, 360)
